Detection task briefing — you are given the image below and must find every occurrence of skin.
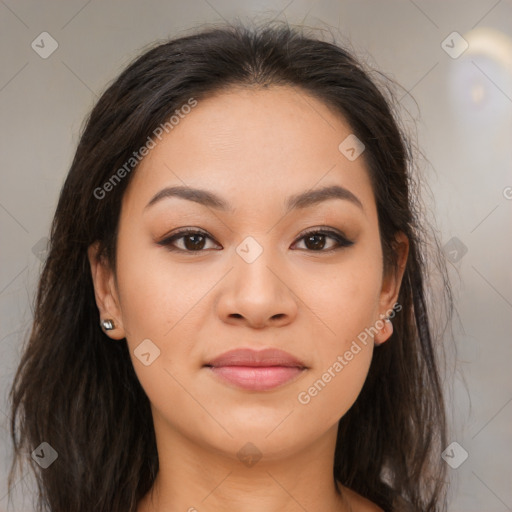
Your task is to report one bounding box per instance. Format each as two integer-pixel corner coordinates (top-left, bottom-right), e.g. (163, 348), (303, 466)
(88, 85), (408, 512)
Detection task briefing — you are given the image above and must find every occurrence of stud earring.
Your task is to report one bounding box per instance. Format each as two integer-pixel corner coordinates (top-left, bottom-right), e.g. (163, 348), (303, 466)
(101, 319), (115, 331)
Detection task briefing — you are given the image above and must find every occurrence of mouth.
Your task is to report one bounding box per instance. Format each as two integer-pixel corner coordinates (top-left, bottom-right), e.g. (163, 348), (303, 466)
(204, 348), (308, 391)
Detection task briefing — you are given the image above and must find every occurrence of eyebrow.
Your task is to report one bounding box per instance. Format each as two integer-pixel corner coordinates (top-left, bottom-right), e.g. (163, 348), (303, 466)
(144, 184), (363, 213)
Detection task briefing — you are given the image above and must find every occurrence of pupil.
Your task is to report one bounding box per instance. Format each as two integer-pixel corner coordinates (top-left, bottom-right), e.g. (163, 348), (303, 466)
(185, 234), (205, 250)
(307, 234), (325, 250)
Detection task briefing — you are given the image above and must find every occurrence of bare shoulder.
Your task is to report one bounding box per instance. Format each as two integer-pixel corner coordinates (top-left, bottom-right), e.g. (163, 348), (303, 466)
(341, 485), (385, 512)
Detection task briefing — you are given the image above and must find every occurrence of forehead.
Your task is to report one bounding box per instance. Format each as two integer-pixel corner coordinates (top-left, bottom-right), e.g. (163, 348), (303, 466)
(122, 85), (375, 216)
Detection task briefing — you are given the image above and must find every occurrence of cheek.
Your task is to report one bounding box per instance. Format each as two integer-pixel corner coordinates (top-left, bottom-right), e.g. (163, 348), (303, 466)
(113, 234), (215, 390)
(295, 279), (378, 427)
(114, 243), (202, 420)
(312, 245), (383, 345)
(295, 245), (382, 420)
(114, 232), (198, 340)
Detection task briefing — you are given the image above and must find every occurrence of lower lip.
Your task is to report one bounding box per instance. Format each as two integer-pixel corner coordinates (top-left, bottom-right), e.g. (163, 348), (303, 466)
(207, 366), (305, 391)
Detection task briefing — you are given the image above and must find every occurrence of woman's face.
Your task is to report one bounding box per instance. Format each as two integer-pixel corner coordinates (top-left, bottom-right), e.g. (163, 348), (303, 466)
(89, 85), (406, 461)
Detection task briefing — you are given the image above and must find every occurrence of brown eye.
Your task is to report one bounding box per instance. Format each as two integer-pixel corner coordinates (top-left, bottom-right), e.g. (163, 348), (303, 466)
(157, 229), (220, 252)
(157, 227), (354, 254)
(304, 233), (329, 250)
(181, 233), (207, 251)
(293, 229), (354, 252)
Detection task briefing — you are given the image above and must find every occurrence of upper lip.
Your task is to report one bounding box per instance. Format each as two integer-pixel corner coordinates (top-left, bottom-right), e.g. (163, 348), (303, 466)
(205, 348), (307, 368)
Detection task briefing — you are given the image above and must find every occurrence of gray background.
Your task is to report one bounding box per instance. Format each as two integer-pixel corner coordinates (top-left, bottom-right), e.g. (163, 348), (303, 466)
(1, 1), (511, 511)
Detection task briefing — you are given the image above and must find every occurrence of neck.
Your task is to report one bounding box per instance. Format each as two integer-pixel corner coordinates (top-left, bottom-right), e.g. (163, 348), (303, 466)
(138, 415), (351, 512)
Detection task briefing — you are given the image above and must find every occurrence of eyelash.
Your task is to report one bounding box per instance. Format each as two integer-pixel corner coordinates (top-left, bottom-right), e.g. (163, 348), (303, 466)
(157, 227), (354, 254)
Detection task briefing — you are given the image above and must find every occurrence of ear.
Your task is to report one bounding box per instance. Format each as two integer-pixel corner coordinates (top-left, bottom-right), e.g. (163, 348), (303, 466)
(374, 231), (409, 345)
(87, 241), (126, 340)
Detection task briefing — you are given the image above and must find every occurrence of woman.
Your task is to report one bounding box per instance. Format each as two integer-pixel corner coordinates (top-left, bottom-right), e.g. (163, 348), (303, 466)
(8, 21), (452, 512)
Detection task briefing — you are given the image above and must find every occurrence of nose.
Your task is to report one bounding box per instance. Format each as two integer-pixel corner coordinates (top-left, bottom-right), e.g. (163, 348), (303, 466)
(215, 243), (298, 329)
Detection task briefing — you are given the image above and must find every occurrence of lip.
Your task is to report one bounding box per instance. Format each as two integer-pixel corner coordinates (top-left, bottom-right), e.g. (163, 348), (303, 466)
(204, 348), (308, 391)
(206, 348), (307, 368)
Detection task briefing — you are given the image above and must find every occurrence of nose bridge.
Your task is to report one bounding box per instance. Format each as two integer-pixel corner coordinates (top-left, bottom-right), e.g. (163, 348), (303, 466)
(234, 234), (285, 297)
(217, 232), (297, 327)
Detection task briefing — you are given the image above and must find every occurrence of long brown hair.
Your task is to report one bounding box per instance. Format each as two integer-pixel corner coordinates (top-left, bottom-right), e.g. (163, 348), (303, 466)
(8, 21), (452, 512)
